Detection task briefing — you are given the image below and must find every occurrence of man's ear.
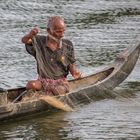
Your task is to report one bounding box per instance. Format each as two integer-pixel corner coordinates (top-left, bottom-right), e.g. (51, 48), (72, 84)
(47, 28), (54, 34)
(47, 28), (50, 33)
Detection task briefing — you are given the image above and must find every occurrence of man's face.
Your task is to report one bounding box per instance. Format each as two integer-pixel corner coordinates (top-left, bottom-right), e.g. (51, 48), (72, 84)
(49, 20), (65, 40)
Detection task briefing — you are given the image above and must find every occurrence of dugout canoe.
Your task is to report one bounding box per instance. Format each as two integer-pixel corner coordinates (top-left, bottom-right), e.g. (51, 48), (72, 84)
(0, 42), (140, 121)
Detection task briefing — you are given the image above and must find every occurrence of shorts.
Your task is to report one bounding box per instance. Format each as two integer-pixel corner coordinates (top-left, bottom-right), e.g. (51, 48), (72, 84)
(38, 77), (69, 95)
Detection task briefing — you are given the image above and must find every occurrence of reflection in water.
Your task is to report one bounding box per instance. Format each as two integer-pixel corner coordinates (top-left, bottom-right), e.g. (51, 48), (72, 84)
(0, 111), (69, 139)
(62, 96), (140, 140)
(125, 81), (140, 92)
(0, 88), (139, 139)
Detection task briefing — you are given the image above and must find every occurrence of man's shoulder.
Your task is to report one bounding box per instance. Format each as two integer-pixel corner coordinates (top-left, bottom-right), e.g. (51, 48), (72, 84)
(36, 35), (46, 39)
(36, 35), (46, 43)
(62, 38), (73, 48)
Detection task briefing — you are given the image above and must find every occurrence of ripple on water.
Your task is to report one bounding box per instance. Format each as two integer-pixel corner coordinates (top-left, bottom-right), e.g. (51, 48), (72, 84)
(0, 0), (140, 139)
(62, 97), (140, 140)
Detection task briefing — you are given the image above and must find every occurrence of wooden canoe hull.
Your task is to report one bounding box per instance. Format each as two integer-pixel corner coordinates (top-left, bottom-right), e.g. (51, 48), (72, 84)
(0, 43), (140, 121)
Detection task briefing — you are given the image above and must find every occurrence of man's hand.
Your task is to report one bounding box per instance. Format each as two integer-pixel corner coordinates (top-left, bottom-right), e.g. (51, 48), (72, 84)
(69, 63), (82, 79)
(29, 27), (40, 37)
(22, 27), (40, 44)
(73, 71), (82, 79)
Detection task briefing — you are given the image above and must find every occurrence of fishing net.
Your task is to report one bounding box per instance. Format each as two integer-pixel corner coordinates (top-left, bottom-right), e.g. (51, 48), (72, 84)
(33, 37), (54, 78)
(32, 35), (74, 96)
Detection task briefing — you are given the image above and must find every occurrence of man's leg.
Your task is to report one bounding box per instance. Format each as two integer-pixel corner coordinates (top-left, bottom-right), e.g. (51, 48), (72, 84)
(26, 80), (42, 90)
(52, 83), (69, 95)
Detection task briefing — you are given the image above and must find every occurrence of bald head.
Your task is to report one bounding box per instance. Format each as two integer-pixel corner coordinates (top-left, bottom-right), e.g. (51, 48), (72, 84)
(47, 16), (65, 40)
(47, 16), (65, 30)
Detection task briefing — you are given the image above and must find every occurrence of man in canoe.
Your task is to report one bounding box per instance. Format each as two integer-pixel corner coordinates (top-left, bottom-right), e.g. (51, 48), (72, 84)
(22, 16), (81, 95)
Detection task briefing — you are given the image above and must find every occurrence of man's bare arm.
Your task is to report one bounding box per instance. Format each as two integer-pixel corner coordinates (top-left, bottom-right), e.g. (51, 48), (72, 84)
(69, 63), (82, 79)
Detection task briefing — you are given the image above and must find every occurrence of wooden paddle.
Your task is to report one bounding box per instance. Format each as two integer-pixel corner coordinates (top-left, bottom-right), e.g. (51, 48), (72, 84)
(39, 95), (74, 112)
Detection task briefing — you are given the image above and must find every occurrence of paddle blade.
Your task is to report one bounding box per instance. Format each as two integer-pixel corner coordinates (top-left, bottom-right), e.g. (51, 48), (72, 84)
(40, 96), (74, 112)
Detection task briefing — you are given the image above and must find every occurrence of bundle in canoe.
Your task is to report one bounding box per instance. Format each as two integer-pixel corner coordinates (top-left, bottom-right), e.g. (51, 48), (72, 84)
(0, 42), (140, 121)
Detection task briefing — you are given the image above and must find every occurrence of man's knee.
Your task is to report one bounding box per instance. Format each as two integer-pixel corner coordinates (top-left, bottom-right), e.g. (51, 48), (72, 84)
(26, 80), (42, 90)
(53, 85), (69, 95)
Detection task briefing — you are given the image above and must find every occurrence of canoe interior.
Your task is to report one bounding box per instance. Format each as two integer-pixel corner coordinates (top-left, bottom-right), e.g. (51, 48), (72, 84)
(0, 67), (114, 105)
(0, 87), (26, 105)
(69, 67), (114, 92)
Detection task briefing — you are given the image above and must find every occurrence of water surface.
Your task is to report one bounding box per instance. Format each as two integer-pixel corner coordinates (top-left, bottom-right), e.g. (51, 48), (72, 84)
(0, 0), (140, 139)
